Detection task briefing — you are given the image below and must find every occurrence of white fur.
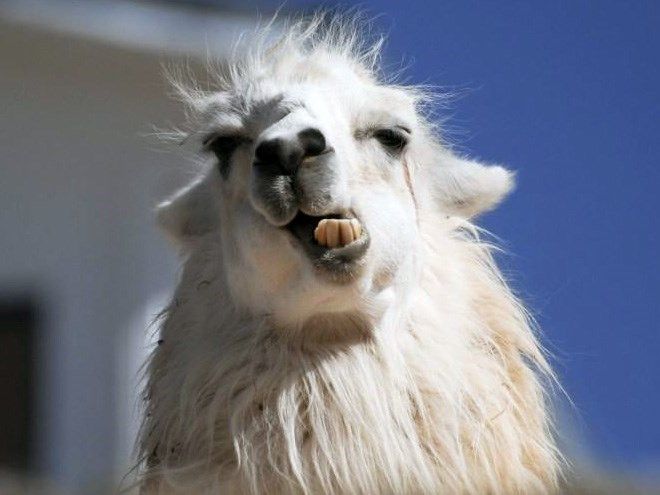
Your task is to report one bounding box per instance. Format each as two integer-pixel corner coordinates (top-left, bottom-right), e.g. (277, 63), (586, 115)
(137, 13), (561, 494)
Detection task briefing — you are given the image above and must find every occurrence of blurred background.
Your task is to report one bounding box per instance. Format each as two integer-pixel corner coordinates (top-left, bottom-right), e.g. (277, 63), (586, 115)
(0, 0), (658, 493)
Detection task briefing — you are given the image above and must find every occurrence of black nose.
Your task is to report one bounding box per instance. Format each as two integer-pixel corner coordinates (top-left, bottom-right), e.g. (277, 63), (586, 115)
(254, 128), (326, 175)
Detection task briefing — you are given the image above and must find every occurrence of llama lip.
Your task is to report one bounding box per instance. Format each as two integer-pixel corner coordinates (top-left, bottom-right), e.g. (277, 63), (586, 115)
(283, 211), (370, 277)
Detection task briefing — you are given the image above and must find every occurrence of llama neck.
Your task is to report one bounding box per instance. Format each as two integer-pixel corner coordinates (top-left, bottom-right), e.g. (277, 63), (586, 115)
(141, 229), (559, 493)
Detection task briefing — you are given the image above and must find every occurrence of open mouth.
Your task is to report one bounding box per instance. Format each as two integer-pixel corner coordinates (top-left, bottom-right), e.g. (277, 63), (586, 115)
(283, 211), (370, 277)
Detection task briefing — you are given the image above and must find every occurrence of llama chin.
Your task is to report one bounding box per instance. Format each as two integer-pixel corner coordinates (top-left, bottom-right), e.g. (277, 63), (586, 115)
(137, 13), (562, 495)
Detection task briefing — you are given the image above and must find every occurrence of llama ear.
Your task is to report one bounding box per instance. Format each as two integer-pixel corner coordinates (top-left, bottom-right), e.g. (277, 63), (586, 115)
(156, 176), (217, 246)
(428, 152), (515, 218)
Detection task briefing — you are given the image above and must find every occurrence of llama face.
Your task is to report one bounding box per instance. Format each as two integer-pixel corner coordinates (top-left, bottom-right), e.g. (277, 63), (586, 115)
(195, 73), (420, 323)
(157, 54), (515, 326)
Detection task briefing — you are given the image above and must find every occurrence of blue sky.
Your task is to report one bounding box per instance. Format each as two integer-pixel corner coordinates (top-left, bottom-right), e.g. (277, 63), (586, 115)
(373, 0), (660, 470)
(246, 0), (660, 470)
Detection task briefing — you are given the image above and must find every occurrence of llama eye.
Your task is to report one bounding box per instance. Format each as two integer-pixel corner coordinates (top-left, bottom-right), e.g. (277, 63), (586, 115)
(203, 135), (246, 178)
(373, 128), (409, 152)
(204, 135), (242, 159)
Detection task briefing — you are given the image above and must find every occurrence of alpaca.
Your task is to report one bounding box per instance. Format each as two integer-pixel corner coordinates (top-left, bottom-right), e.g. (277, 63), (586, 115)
(138, 15), (561, 495)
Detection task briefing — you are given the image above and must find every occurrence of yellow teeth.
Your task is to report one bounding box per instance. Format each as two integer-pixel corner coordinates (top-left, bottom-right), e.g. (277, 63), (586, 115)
(314, 218), (362, 248)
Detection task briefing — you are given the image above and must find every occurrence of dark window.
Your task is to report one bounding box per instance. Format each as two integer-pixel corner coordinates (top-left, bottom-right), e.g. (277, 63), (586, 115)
(0, 297), (37, 471)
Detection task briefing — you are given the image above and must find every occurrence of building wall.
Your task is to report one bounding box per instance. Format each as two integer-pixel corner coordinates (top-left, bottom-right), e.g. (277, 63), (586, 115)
(0, 21), (192, 492)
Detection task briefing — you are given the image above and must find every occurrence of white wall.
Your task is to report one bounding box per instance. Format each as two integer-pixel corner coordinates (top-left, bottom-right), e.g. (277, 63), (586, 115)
(0, 20), (197, 492)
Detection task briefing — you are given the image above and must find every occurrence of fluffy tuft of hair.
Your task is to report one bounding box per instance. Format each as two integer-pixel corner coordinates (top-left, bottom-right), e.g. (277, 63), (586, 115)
(159, 11), (438, 147)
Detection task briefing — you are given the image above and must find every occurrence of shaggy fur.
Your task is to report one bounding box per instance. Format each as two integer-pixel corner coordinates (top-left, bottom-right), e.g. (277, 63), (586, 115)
(137, 14), (561, 495)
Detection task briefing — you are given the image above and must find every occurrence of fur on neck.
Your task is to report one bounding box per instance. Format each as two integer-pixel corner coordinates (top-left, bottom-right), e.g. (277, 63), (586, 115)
(137, 215), (560, 494)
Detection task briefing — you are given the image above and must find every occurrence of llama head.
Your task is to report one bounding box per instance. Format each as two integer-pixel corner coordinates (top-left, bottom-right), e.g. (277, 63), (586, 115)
(157, 19), (514, 328)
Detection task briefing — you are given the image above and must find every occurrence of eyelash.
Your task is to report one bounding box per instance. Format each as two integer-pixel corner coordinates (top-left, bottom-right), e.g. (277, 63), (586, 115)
(373, 128), (409, 152)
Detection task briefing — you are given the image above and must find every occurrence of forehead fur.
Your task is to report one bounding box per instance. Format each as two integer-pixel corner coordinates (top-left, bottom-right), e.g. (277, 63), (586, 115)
(169, 13), (429, 133)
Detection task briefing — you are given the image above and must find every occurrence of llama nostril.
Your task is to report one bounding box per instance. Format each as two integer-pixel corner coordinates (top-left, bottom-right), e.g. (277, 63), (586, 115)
(298, 128), (326, 158)
(255, 138), (284, 166)
(254, 137), (303, 175)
